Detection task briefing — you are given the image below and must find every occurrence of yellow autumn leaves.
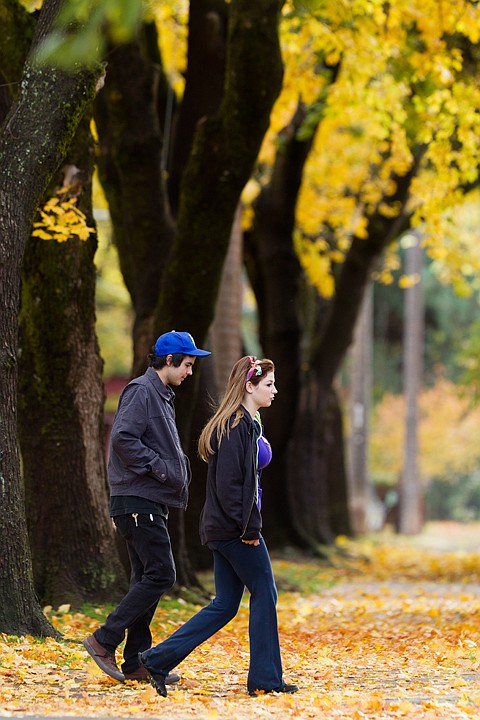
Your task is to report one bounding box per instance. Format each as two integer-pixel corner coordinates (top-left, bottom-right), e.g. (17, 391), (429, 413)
(3, 526), (480, 719)
(262, 0), (480, 297)
(32, 188), (94, 244)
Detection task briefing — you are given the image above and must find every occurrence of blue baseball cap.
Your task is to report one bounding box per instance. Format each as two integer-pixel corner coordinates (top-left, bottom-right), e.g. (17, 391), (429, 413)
(154, 331), (211, 357)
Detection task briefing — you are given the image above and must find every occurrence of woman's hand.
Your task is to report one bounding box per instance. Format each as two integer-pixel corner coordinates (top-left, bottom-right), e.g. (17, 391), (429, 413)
(242, 538), (260, 546)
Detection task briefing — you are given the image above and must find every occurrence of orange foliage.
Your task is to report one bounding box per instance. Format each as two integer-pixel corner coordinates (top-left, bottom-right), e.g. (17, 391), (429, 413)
(370, 378), (480, 484)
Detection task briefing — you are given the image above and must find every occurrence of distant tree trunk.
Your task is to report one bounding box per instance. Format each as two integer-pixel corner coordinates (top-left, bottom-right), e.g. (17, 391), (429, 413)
(18, 122), (126, 606)
(210, 202), (243, 390)
(397, 233), (424, 534)
(0, 0), (102, 635)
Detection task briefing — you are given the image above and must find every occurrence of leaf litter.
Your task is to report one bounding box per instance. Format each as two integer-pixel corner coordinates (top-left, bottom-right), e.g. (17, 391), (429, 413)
(2, 522), (480, 719)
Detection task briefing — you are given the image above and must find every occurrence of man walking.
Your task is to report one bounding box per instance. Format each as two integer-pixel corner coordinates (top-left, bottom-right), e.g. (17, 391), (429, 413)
(83, 331), (211, 683)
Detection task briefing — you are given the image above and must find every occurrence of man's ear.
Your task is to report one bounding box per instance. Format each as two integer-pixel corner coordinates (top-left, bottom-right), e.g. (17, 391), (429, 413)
(165, 354), (173, 366)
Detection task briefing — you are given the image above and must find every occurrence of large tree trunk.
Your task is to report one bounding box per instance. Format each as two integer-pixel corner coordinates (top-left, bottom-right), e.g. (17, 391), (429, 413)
(244, 101), (313, 545)
(94, 2), (230, 375)
(18, 121), (126, 606)
(156, 0), (284, 584)
(155, 0), (284, 340)
(94, 3), (230, 590)
(288, 377), (348, 546)
(95, 0), (283, 586)
(168, 0), (229, 215)
(244, 59), (340, 546)
(288, 158), (425, 547)
(0, 0), (102, 634)
(247, 73), (424, 547)
(94, 27), (176, 375)
(183, 205), (244, 573)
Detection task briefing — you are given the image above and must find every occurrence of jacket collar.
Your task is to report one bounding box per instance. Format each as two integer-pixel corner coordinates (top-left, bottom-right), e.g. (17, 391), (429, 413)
(146, 366), (175, 402)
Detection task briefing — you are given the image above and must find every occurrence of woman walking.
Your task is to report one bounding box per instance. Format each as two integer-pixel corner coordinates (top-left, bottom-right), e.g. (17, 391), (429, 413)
(138, 355), (298, 697)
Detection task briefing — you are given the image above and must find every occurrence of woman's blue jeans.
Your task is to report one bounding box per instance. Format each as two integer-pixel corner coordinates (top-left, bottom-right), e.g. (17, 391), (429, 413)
(143, 537), (283, 692)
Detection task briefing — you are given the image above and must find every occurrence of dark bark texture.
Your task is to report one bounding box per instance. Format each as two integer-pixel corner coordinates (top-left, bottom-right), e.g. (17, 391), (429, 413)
(0, 0), (103, 634)
(94, 28), (176, 375)
(95, 0), (284, 585)
(18, 121), (126, 605)
(244, 102), (313, 545)
(159, 0), (284, 579)
(245, 72), (423, 547)
(155, 0), (284, 340)
(288, 154), (425, 546)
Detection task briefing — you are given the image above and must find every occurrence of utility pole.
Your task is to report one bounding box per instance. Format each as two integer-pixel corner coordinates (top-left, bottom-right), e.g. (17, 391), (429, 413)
(398, 232), (424, 534)
(349, 283), (373, 533)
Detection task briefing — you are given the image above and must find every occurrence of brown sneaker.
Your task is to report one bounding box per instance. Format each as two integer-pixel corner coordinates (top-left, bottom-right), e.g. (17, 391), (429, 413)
(124, 665), (181, 684)
(83, 634), (124, 681)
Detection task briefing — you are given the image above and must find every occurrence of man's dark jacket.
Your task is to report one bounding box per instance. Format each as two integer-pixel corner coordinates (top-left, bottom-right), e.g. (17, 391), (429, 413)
(108, 367), (190, 509)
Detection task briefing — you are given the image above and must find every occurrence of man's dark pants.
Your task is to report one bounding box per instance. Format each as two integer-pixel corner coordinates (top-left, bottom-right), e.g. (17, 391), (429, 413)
(94, 513), (176, 674)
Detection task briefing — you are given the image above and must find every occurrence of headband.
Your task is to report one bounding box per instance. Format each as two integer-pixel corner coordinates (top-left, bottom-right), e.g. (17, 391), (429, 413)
(246, 356), (263, 382)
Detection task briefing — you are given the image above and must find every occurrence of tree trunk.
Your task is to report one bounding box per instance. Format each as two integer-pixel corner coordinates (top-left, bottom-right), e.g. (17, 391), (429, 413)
(168, 0), (229, 215)
(290, 161), (424, 546)
(0, 0), (102, 634)
(248, 99), (424, 548)
(244, 101), (312, 544)
(182, 204), (244, 574)
(156, 0), (284, 580)
(94, 28), (176, 375)
(18, 121), (126, 606)
(95, 0), (283, 586)
(155, 0), (284, 340)
(210, 202), (244, 390)
(94, 3), (229, 376)
(93, 4), (230, 589)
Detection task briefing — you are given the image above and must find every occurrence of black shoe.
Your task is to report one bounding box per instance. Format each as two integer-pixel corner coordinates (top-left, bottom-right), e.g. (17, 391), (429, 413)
(278, 683), (299, 694)
(249, 682), (299, 697)
(138, 651), (167, 697)
(123, 664), (180, 685)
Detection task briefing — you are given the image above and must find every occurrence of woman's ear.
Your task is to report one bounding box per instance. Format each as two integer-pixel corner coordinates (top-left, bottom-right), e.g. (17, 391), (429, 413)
(245, 381), (254, 394)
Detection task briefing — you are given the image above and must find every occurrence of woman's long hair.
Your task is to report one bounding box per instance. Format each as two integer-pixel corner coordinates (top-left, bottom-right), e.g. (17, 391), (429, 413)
(198, 355), (274, 462)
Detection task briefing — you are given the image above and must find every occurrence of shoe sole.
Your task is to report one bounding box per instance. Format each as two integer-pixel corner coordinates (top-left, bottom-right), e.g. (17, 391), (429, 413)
(123, 672), (180, 684)
(82, 638), (125, 681)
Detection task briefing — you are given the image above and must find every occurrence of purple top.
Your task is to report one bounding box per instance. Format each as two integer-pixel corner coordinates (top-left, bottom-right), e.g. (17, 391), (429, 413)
(257, 435), (272, 470)
(255, 429), (272, 511)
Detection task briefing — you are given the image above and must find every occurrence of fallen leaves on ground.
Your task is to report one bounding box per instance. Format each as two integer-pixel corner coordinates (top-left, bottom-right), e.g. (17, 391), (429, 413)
(2, 522), (480, 719)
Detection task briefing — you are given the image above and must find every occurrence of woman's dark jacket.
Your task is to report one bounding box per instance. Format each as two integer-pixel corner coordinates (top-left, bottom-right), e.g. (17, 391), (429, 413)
(199, 410), (261, 544)
(108, 367), (190, 509)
